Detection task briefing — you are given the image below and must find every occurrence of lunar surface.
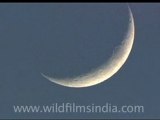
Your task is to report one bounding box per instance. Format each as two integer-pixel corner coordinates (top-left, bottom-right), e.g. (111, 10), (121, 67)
(41, 7), (135, 88)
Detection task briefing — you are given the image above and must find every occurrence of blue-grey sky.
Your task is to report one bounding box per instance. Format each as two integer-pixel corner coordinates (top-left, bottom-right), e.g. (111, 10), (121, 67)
(0, 3), (159, 119)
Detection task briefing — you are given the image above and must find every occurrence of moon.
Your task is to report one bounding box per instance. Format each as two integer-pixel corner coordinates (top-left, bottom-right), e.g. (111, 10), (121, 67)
(41, 7), (135, 88)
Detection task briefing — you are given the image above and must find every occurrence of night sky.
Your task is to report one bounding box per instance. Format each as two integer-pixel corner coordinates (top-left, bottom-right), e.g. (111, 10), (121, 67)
(0, 3), (159, 119)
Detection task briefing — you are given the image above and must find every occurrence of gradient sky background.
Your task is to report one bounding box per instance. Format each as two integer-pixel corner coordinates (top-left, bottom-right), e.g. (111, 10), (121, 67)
(0, 3), (159, 119)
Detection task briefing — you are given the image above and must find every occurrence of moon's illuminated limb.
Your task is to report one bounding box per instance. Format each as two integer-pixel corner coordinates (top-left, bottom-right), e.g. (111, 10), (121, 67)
(41, 7), (135, 88)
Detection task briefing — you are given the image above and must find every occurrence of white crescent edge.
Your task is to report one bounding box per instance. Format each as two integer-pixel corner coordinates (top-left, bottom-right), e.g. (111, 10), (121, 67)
(41, 7), (135, 88)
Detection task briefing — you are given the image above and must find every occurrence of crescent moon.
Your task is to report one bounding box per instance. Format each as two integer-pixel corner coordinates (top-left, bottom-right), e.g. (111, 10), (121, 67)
(41, 7), (135, 88)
